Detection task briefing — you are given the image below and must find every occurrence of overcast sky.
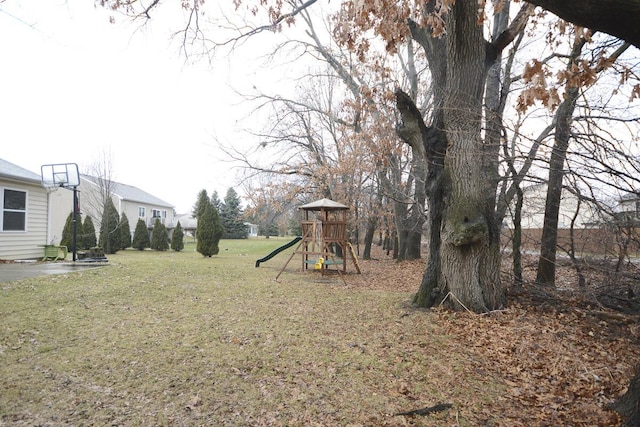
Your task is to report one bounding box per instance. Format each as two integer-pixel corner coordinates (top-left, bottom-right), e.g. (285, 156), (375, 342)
(0, 0), (291, 213)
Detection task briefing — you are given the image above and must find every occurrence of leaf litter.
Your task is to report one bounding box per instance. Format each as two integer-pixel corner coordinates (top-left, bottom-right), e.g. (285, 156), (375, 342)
(347, 248), (640, 426)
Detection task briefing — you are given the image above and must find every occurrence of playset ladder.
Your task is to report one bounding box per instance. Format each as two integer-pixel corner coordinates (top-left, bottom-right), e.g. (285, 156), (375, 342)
(347, 243), (361, 274)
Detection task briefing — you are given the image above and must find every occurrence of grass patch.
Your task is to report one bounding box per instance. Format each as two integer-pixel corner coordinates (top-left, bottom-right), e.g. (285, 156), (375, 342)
(0, 239), (524, 425)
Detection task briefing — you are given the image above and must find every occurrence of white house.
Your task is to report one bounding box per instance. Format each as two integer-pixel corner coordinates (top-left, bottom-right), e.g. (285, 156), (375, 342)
(503, 183), (602, 229)
(0, 158), (49, 260)
(614, 193), (640, 222)
(245, 222), (258, 237)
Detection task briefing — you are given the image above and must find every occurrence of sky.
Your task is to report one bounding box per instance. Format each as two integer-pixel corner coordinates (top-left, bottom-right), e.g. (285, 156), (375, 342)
(0, 0), (291, 213)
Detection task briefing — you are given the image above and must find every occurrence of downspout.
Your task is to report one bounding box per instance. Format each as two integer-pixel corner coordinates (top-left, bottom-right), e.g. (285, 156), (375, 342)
(46, 188), (53, 245)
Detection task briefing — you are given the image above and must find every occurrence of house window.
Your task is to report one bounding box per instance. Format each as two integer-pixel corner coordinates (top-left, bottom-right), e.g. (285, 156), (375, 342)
(152, 209), (161, 218)
(2, 188), (27, 231)
(138, 207), (146, 218)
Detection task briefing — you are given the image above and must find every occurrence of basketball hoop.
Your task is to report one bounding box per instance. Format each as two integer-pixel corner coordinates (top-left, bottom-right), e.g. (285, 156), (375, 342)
(41, 163), (80, 189)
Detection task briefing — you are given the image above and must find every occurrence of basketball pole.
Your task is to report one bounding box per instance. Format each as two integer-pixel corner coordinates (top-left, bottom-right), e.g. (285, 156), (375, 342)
(72, 186), (79, 262)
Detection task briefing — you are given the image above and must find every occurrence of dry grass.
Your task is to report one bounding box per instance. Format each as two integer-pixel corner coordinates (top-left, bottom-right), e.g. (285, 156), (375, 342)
(1, 239), (637, 426)
(0, 240), (468, 426)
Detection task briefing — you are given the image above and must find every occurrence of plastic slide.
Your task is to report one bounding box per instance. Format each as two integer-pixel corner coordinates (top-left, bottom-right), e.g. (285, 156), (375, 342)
(255, 236), (302, 267)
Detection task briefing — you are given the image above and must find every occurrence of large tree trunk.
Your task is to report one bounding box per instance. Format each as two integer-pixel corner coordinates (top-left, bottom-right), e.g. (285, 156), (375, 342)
(402, 1), (503, 311)
(612, 367), (640, 426)
(437, 0), (504, 311)
(414, 120), (446, 306)
(395, 93), (446, 306)
(400, 2), (531, 311)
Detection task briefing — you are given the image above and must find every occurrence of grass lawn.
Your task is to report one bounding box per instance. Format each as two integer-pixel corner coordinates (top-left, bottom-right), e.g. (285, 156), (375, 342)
(0, 238), (637, 426)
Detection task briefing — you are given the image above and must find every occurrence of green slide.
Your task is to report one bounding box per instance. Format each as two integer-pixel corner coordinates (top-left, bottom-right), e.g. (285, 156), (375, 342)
(255, 237), (302, 267)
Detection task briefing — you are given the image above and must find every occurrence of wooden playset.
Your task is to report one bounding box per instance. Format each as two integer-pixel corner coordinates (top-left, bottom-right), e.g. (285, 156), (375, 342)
(275, 198), (360, 281)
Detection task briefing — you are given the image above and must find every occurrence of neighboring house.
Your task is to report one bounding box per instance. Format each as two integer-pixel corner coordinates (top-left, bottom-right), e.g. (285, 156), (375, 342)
(502, 184), (640, 256)
(174, 213), (197, 240)
(613, 192), (640, 223)
(174, 213), (197, 230)
(503, 183), (602, 229)
(245, 222), (258, 237)
(50, 175), (176, 242)
(0, 158), (49, 260)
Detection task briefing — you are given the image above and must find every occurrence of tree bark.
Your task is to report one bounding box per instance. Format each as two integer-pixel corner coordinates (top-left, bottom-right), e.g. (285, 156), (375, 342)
(396, 88), (447, 305)
(398, 108), (447, 305)
(612, 367), (640, 426)
(362, 216), (376, 260)
(512, 185), (524, 285)
(414, 119), (446, 306)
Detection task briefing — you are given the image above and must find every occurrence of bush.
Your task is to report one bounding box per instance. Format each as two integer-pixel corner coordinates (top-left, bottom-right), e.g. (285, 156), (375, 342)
(99, 198), (121, 254)
(196, 202), (223, 257)
(60, 212), (74, 249)
(171, 221), (185, 252)
(132, 219), (150, 250)
(120, 213), (132, 250)
(221, 188), (248, 239)
(82, 216), (97, 249)
(151, 218), (169, 251)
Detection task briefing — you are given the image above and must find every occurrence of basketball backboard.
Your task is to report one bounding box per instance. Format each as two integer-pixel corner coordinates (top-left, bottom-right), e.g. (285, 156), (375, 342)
(41, 163), (81, 188)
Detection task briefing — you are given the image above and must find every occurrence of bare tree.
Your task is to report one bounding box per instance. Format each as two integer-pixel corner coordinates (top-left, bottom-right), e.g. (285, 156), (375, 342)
(82, 148), (120, 249)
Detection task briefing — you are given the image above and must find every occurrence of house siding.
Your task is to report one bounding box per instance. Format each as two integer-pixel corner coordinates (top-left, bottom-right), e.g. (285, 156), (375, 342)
(0, 178), (48, 260)
(47, 186), (75, 246)
(503, 183), (600, 229)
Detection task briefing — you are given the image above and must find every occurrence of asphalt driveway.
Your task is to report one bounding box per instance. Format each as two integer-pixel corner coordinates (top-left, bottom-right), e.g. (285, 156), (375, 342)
(0, 262), (106, 283)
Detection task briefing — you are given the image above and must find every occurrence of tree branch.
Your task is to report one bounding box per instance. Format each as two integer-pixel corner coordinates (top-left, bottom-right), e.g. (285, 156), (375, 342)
(395, 89), (428, 161)
(486, 3), (535, 65)
(526, 0), (640, 48)
(219, 0), (319, 47)
(142, 0), (160, 19)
